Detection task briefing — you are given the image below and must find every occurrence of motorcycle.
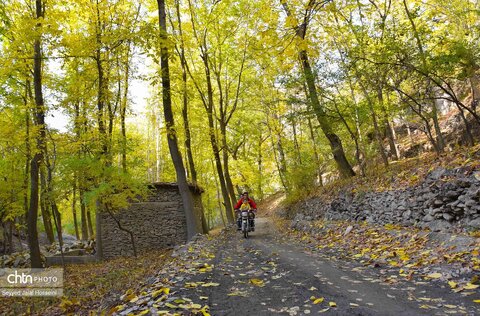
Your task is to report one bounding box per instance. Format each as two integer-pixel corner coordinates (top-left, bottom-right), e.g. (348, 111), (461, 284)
(240, 210), (255, 238)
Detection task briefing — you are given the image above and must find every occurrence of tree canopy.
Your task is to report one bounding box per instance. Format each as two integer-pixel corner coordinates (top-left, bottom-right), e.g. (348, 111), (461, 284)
(0, 0), (479, 260)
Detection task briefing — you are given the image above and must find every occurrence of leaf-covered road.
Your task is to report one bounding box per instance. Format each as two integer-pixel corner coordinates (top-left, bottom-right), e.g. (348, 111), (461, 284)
(113, 218), (480, 315)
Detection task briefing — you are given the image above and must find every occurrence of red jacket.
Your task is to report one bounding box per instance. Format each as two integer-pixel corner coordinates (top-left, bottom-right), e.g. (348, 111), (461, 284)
(234, 198), (257, 210)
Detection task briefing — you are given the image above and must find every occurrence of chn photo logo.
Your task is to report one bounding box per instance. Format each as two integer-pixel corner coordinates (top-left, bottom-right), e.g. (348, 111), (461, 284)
(7, 271), (33, 285)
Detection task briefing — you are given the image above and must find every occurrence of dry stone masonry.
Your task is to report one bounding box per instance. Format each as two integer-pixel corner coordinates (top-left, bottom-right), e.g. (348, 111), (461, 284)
(96, 183), (203, 259)
(289, 167), (480, 232)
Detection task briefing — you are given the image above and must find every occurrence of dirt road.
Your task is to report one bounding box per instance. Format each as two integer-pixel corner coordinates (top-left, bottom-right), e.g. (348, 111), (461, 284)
(115, 218), (480, 315)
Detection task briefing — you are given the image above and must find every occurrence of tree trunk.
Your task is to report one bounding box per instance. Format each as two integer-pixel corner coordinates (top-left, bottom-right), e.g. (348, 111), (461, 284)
(45, 146), (63, 247)
(403, 0), (444, 152)
(276, 130), (288, 190)
(175, 0), (198, 184)
(431, 87), (445, 151)
(40, 167), (54, 244)
(290, 110), (302, 164)
(157, 0), (202, 239)
(307, 117), (324, 185)
(455, 104), (475, 146)
(200, 53), (234, 223)
(394, 87), (441, 154)
(360, 84), (389, 167)
(72, 176), (80, 240)
(73, 101), (88, 240)
(212, 159), (227, 227)
(220, 121), (237, 209)
(24, 82), (32, 225)
(208, 110), (234, 223)
(120, 42), (131, 173)
(79, 186), (89, 240)
(28, 0), (45, 268)
(51, 203), (63, 249)
(87, 207), (94, 239)
(280, 1), (355, 178)
(299, 51), (355, 177)
(377, 88), (400, 160)
(267, 111), (289, 192)
(185, 0), (234, 223)
(469, 73), (480, 115)
(95, 0), (109, 162)
(332, 99), (365, 176)
(257, 132), (264, 199)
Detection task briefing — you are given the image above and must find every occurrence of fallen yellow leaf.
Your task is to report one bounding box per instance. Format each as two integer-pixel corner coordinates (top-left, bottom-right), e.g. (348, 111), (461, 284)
(152, 287), (170, 298)
(201, 282), (220, 287)
(448, 281), (457, 289)
(129, 296), (139, 303)
(165, 303), (177, 309)
(464, 283), (479, 290)
(249, 279), (265, 287)
(329, 302), (337, 307)
(313, 297), (324, 304)
(426, 272), (442, 279)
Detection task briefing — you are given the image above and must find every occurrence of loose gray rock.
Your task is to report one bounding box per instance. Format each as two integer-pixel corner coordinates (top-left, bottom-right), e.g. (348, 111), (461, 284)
(428, 220), (452, 232)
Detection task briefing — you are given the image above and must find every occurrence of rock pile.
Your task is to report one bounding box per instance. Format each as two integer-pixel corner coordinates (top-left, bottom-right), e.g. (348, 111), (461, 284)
(44, 239), (96, 256)
(0, 251), (35, 268)
(289, 167), (480, 232)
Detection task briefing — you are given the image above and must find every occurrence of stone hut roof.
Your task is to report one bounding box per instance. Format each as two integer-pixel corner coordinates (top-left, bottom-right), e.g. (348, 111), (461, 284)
(150, 182), (204, 194)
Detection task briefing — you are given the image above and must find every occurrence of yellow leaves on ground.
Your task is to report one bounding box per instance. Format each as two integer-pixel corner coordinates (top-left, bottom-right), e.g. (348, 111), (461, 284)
(121, 288), (141, 303)
(448, 281), (457, 289)
(388, 260), (399, 267)
(310, 296), (324, 304)
(196, 263), (214, 273)
(249, 278), (265, 287)
(59, 297), (80, 312)
(183, 281), (219, 288)
(185, 282), (201, 288)
(227, 290), (249, 297)
(309, 296), (336, 308)
(107, 304), (125, 315)
(451, 282), (480, 293)
(473, 299), (480, 303)
(464, 283), (479, 290)
(288, 219), (480, 285)
(201, 282), (220, 287)
(426, 272), (442, 279)
(152, 287), (170, 298)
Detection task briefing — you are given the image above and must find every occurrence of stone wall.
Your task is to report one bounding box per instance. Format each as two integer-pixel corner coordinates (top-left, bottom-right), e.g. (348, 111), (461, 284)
(97, 183), (203, 259)
(288, 167), (480, 232)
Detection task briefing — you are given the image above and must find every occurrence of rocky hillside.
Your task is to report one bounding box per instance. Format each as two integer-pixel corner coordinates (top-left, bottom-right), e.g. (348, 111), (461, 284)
(275, 102), (480, 233)
(286, 165), (480, 233)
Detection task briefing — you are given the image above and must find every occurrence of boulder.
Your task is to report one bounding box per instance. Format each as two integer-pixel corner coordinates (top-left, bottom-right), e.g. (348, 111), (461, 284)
(402, 210), (412, 220)
(442, 213), (454, 221)
(467, 218), (480, 230)
(428, 220), (452, 232)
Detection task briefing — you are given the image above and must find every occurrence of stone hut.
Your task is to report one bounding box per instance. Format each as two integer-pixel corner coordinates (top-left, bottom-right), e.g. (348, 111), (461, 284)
(96, 182), (203, 259)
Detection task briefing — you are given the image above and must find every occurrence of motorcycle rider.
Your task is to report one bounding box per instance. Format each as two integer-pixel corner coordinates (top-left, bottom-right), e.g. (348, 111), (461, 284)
(234, 192), (257, 231)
